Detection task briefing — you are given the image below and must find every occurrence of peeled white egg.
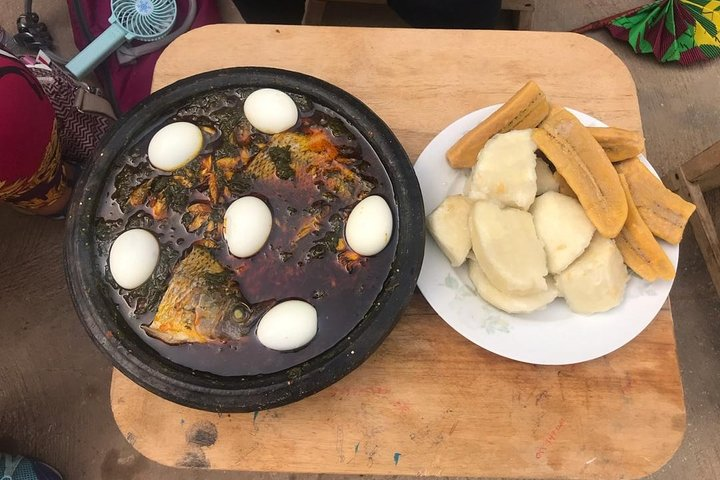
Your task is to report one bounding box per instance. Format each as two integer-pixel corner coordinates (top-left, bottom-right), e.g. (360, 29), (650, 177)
(243, 88), (298, 134)
(345, 195), (393, 256)
(109, 229), (160, 290)
(224, 196), (272, 258)
(148, 122), (203, 171)
(257, 300), (317, 351)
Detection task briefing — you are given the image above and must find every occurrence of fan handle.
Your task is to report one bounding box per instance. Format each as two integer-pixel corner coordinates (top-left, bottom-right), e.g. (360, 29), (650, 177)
(66, 22), (132, 79)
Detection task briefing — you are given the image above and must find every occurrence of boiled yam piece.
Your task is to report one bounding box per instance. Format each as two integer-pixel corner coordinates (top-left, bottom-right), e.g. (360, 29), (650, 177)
(469, 200), (548, 294)
(468, 259), (557, 313)
(555, 234), (628, 314)
(535, 159), (559, 195)
(427, 195), (473, 267)
(530, 191), (595, 274)
(553, 171), (576, 199)
(466, 129), (538, 210)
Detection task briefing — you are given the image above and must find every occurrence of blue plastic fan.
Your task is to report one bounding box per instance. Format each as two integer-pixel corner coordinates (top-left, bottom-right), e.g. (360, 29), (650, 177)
(66, 0), (177, 79)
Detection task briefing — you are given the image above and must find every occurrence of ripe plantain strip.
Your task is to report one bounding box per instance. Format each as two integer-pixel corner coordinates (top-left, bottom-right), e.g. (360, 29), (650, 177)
(615, 158), (695, 244)
(532, 108), (627, 238)
(615, 174), (675, 281)
(446, 80), (550, 169)
(588, 127), (645, 162)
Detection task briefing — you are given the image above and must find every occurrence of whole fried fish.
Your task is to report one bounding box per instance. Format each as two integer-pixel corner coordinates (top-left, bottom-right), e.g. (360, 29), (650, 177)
(244, 129), (373, 201)
(143, 246), (273, 344)
(241, 128), (373, 272)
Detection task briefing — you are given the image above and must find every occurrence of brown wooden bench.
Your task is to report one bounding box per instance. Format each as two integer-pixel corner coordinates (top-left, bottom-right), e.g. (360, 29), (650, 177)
(664, 140), (720, 297)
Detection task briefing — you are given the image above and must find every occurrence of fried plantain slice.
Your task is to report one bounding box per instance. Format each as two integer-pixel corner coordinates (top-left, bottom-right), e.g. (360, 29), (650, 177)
(588, 127), (645, 162)
(533, 108), (627, 238)
(447, 80), (550, 169)
(614, 157), (695, 244)
(615, 174), (675, 281)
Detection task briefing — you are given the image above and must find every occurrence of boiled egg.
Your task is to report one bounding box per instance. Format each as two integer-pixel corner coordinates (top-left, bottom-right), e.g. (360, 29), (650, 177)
(345, 195), (393, 256)
(257, 300), (317, 351)
(109, 229), (160, 290)
(224, 196), (272, 258)
(243, 88), (298, 134)
(148, 122), (203, 171)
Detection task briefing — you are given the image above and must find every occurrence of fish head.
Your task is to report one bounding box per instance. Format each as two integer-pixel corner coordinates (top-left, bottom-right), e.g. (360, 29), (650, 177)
(223, 298), (277, 339)
(216, 300), (254, 340)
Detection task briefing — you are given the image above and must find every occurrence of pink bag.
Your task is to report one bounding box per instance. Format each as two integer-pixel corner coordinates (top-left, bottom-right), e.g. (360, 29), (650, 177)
(66, 0), (221, 114)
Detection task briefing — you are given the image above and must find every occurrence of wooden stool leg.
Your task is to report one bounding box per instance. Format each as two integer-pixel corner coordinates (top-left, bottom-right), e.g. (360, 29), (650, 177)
(675, 167), (720, 297)
(517, 8), (534, 29)
(501, 0), (535, 30)
(303, 0), (327, 25)
(304, 0), (535, 30)
(517, 10), (534, 30)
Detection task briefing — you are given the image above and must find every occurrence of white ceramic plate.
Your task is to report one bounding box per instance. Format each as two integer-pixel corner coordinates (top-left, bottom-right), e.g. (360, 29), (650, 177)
(415, 105), (678, 365)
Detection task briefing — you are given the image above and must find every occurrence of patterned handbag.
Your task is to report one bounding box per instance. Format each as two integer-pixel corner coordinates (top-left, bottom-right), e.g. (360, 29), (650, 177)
(0, 49), (71, 214)
(20, 52), (115, 165)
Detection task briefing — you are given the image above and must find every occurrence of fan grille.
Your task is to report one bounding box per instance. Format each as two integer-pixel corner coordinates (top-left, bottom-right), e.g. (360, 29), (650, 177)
(111, 0), (177, 41)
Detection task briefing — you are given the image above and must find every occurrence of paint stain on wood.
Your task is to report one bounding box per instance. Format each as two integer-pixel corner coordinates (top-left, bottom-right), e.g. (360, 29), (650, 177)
(392, 400), (411, 413)
(176, 449), (210, 469)
(336, 426), (345, 462)
(672, 413), (685, 431)
(186, 420), (218, 447)
(100, 448), (146, 479)
(176, 421), (217, 468)
(535, 390), (550, 405)
(536, 417), (566, 460)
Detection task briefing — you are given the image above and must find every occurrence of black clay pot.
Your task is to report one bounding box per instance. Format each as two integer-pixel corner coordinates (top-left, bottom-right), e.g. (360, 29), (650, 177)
(64, 67), (424, 412)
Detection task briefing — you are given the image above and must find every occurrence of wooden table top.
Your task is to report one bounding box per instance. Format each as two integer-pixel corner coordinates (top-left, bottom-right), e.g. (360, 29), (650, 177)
(111, 24), (685, 479)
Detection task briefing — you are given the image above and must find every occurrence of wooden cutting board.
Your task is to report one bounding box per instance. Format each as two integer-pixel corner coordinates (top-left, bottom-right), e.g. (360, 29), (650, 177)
(111, 24), (685, 479)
